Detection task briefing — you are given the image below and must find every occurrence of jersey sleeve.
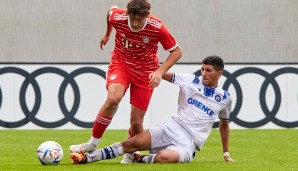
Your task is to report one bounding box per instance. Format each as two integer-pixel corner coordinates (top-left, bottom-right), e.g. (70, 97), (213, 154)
(108, 6), (121, 24)
(218, 95), (232, 120)
(159, 24), (179, 51)
(172, 73), (199, 87)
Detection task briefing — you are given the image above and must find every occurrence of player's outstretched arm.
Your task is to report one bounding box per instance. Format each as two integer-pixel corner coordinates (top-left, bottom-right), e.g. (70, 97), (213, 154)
(149, 47), (181, 88)
(158, 46), (182, 75)
(162, 71), (173, 82)
(219, 119), (234, 162)
(100, 6), (115, 50)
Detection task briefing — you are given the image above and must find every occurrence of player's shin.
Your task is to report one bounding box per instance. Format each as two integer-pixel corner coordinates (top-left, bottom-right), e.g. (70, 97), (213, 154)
(92, 113), (112, 139)
(86, 142), (124, 163)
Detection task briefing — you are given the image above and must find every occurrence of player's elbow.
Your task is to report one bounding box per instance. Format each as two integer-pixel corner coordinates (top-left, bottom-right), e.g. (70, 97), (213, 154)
(170, 46), (182, 61)
(175, 46), (182, 60)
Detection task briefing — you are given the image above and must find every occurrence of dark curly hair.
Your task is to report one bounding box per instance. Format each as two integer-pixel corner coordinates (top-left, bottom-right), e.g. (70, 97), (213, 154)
(202, 55), (224, 71)
(126, 0), (151, 19)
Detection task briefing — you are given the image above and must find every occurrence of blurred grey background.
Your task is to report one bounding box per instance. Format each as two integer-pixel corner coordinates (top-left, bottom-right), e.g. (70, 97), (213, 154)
(0, 0), (297, 63)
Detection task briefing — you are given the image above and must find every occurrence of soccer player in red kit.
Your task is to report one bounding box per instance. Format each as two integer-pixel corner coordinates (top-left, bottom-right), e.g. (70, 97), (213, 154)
(69, 0), (182, 163)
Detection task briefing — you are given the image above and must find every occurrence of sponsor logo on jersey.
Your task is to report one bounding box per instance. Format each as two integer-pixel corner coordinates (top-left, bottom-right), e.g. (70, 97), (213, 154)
(187, 98), (214, 117)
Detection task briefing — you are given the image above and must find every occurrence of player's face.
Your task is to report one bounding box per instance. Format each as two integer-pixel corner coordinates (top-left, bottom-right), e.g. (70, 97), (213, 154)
(201, 64), (222, 87)
(129, 15), (146, 31)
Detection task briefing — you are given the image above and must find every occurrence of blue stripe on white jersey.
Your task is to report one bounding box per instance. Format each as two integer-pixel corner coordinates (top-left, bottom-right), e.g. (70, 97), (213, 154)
(192, 76), (200, 84)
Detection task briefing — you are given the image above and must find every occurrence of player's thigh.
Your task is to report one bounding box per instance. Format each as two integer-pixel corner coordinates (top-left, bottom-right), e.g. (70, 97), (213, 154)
(106, 83), (126, 102)
(123, 130), (151, 152)
(130, 105), (146, 124)
(130, 84), (153, 111)
(133, 130), (151, 149)
(166, 124), (196, 163)
(149, 132), (195, 163)
(149, 120), (196, 163)
(147, 124), (170, 153)
(106, 65), (130, 102)
(106, 64), (130, 91)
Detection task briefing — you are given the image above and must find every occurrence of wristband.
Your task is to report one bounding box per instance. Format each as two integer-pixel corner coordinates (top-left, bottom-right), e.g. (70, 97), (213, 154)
(223, 152), (230, 157)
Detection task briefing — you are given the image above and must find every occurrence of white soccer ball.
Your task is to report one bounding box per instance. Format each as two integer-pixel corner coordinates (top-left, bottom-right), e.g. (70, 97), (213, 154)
(37, 141), (64, 165)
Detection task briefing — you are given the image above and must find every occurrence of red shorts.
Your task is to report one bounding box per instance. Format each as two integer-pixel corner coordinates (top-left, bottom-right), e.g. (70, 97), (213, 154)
(106, 64), (153, 111)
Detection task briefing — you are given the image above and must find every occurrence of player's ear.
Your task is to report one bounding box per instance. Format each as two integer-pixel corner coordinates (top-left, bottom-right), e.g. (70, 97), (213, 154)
(217, 70), (222, 78)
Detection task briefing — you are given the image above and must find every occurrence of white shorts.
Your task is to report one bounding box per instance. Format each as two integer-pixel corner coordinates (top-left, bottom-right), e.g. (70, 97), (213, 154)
(148, 119), (196, 163)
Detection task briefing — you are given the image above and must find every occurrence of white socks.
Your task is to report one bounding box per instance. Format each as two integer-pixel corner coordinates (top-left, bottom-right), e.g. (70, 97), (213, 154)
(88, 137), (100, 146)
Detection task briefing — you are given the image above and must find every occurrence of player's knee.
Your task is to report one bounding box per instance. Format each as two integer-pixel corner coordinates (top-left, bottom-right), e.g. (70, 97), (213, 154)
(104, 96), (121, 110)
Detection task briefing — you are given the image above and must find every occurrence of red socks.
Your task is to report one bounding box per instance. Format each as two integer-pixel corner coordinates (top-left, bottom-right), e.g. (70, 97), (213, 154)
(92, 113), (112, 138)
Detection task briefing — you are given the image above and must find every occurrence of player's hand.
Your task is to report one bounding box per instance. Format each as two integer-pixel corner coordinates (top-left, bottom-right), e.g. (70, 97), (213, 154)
(149, 71), (162, 88)
(224, 155), (234, 162)
(100, 35), (109, 50)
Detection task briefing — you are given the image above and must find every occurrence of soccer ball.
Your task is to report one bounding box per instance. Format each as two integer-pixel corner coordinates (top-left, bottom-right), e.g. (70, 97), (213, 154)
(37, 141), (64, 165)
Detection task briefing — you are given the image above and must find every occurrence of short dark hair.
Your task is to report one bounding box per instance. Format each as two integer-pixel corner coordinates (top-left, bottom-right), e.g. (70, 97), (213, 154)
(126, 0), (151, 19)
(202, 55), (224, 71)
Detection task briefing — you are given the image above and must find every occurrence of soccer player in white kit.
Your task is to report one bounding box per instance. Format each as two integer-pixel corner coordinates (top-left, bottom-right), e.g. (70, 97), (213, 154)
(70, 55), (234, 164)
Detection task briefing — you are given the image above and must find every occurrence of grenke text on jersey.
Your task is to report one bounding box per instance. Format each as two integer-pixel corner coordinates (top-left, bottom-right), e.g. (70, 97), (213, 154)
(187, 98), (214, 117)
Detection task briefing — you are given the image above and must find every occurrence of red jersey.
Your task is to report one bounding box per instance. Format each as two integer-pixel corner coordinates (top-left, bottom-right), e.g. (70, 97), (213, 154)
(109, 7), (178, 76)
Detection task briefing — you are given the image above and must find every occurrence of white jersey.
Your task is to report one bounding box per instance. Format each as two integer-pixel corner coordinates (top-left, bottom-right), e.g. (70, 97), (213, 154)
(171, 73), (232, 150)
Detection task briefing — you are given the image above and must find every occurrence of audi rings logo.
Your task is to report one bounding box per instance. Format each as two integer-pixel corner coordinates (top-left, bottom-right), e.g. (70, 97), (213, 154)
(0, 65), (297, 129)
(0, 66), (106, 128)
(195, 66), (298, 128)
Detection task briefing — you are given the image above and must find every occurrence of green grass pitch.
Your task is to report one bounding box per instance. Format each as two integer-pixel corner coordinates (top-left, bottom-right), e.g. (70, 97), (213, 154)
(0, 129), (297, 171)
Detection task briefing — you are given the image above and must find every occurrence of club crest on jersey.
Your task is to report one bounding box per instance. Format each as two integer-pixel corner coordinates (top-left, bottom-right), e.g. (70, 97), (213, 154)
(142, 36), (150, 43)
(204, 87), (215, 97)
(121, 34), (125, 38)
(109, 74), (118, 81)
(215, 95), (221, 102)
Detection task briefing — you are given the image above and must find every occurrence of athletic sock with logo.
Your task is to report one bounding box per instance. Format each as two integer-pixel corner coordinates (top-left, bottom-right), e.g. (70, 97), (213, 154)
(86, 142), (124, 162)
